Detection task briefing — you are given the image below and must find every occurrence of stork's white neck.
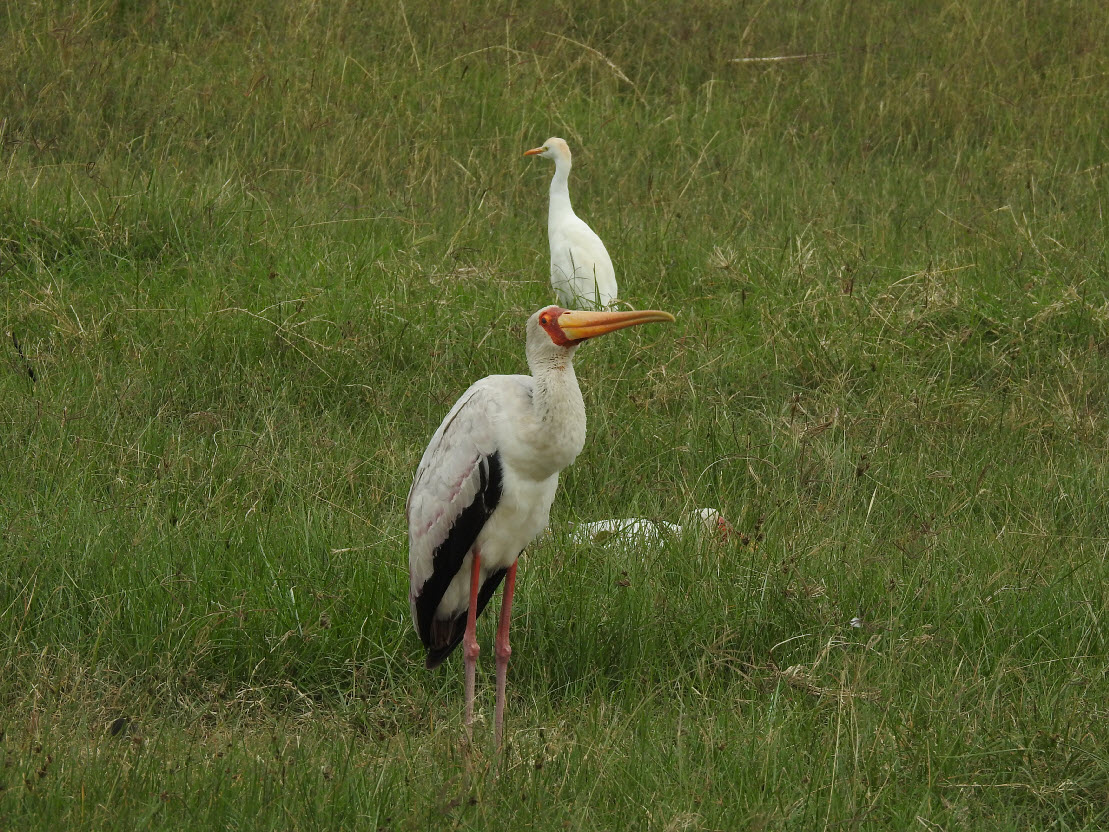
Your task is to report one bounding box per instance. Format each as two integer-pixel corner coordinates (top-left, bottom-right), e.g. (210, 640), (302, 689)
(521, 351), (587, 479)
(548, 156), (574, 221)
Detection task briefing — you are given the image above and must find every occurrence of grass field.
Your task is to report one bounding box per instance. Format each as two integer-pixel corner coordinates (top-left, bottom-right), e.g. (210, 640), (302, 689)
(2, 0), (1108, 828)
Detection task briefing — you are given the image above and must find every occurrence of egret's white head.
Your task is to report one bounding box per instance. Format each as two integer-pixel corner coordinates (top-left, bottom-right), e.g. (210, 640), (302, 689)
(524, 137), (572, 164)
(525, 305), (675, 370)
(685, 508), (735, 541)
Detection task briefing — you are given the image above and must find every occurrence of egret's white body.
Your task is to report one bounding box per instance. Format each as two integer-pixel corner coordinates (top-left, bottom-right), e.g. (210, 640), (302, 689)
(567, 508), (732, 549)
(525, 138), (618, 310)
(406, 305), (674, 749)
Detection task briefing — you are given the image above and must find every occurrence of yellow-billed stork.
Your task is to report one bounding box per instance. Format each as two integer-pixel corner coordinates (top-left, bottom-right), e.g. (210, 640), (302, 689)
(407, 305), (674, 748)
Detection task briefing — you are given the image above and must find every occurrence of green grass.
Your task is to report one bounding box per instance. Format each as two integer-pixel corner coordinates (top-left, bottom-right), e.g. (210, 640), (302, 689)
(2, 0), (1108, 828)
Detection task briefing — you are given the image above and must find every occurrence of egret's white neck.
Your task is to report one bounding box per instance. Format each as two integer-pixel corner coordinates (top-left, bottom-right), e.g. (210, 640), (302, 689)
(548, 157), (574, 219)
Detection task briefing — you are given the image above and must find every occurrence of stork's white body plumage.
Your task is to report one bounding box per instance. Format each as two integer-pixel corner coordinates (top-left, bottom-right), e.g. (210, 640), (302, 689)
(408, 370), (583, 641)
(525, 138), (618, 310)
(407, 305), (674, 749)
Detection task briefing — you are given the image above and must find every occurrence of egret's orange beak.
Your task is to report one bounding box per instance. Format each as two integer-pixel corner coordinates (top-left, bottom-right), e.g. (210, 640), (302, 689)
(557, 309), (675, 342)
(523, 146), (546, 156)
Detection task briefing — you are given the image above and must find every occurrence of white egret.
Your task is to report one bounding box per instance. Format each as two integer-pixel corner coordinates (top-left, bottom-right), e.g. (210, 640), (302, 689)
(525, 138), (618, 310)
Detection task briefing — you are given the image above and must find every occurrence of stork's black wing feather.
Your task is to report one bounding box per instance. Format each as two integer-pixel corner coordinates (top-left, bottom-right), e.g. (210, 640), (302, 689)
(411, 452), (504, 664)
(424, 567), (508, 669)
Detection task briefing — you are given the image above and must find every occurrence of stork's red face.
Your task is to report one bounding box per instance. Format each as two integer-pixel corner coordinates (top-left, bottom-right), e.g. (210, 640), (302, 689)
(537, 306), (676, 347)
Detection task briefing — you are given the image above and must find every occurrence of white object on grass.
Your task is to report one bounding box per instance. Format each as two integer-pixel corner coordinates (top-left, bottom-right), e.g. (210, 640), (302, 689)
(567, 508), (733, 549)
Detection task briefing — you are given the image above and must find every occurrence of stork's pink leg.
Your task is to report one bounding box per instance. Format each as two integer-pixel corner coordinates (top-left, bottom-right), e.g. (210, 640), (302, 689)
(494, 560), (517, 751)
(463, 550), (481, 741)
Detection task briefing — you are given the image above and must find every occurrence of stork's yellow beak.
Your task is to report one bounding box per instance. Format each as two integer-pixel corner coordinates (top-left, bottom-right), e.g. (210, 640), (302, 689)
(523, 146), (546, 156)
(557, 308), (675, 341)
